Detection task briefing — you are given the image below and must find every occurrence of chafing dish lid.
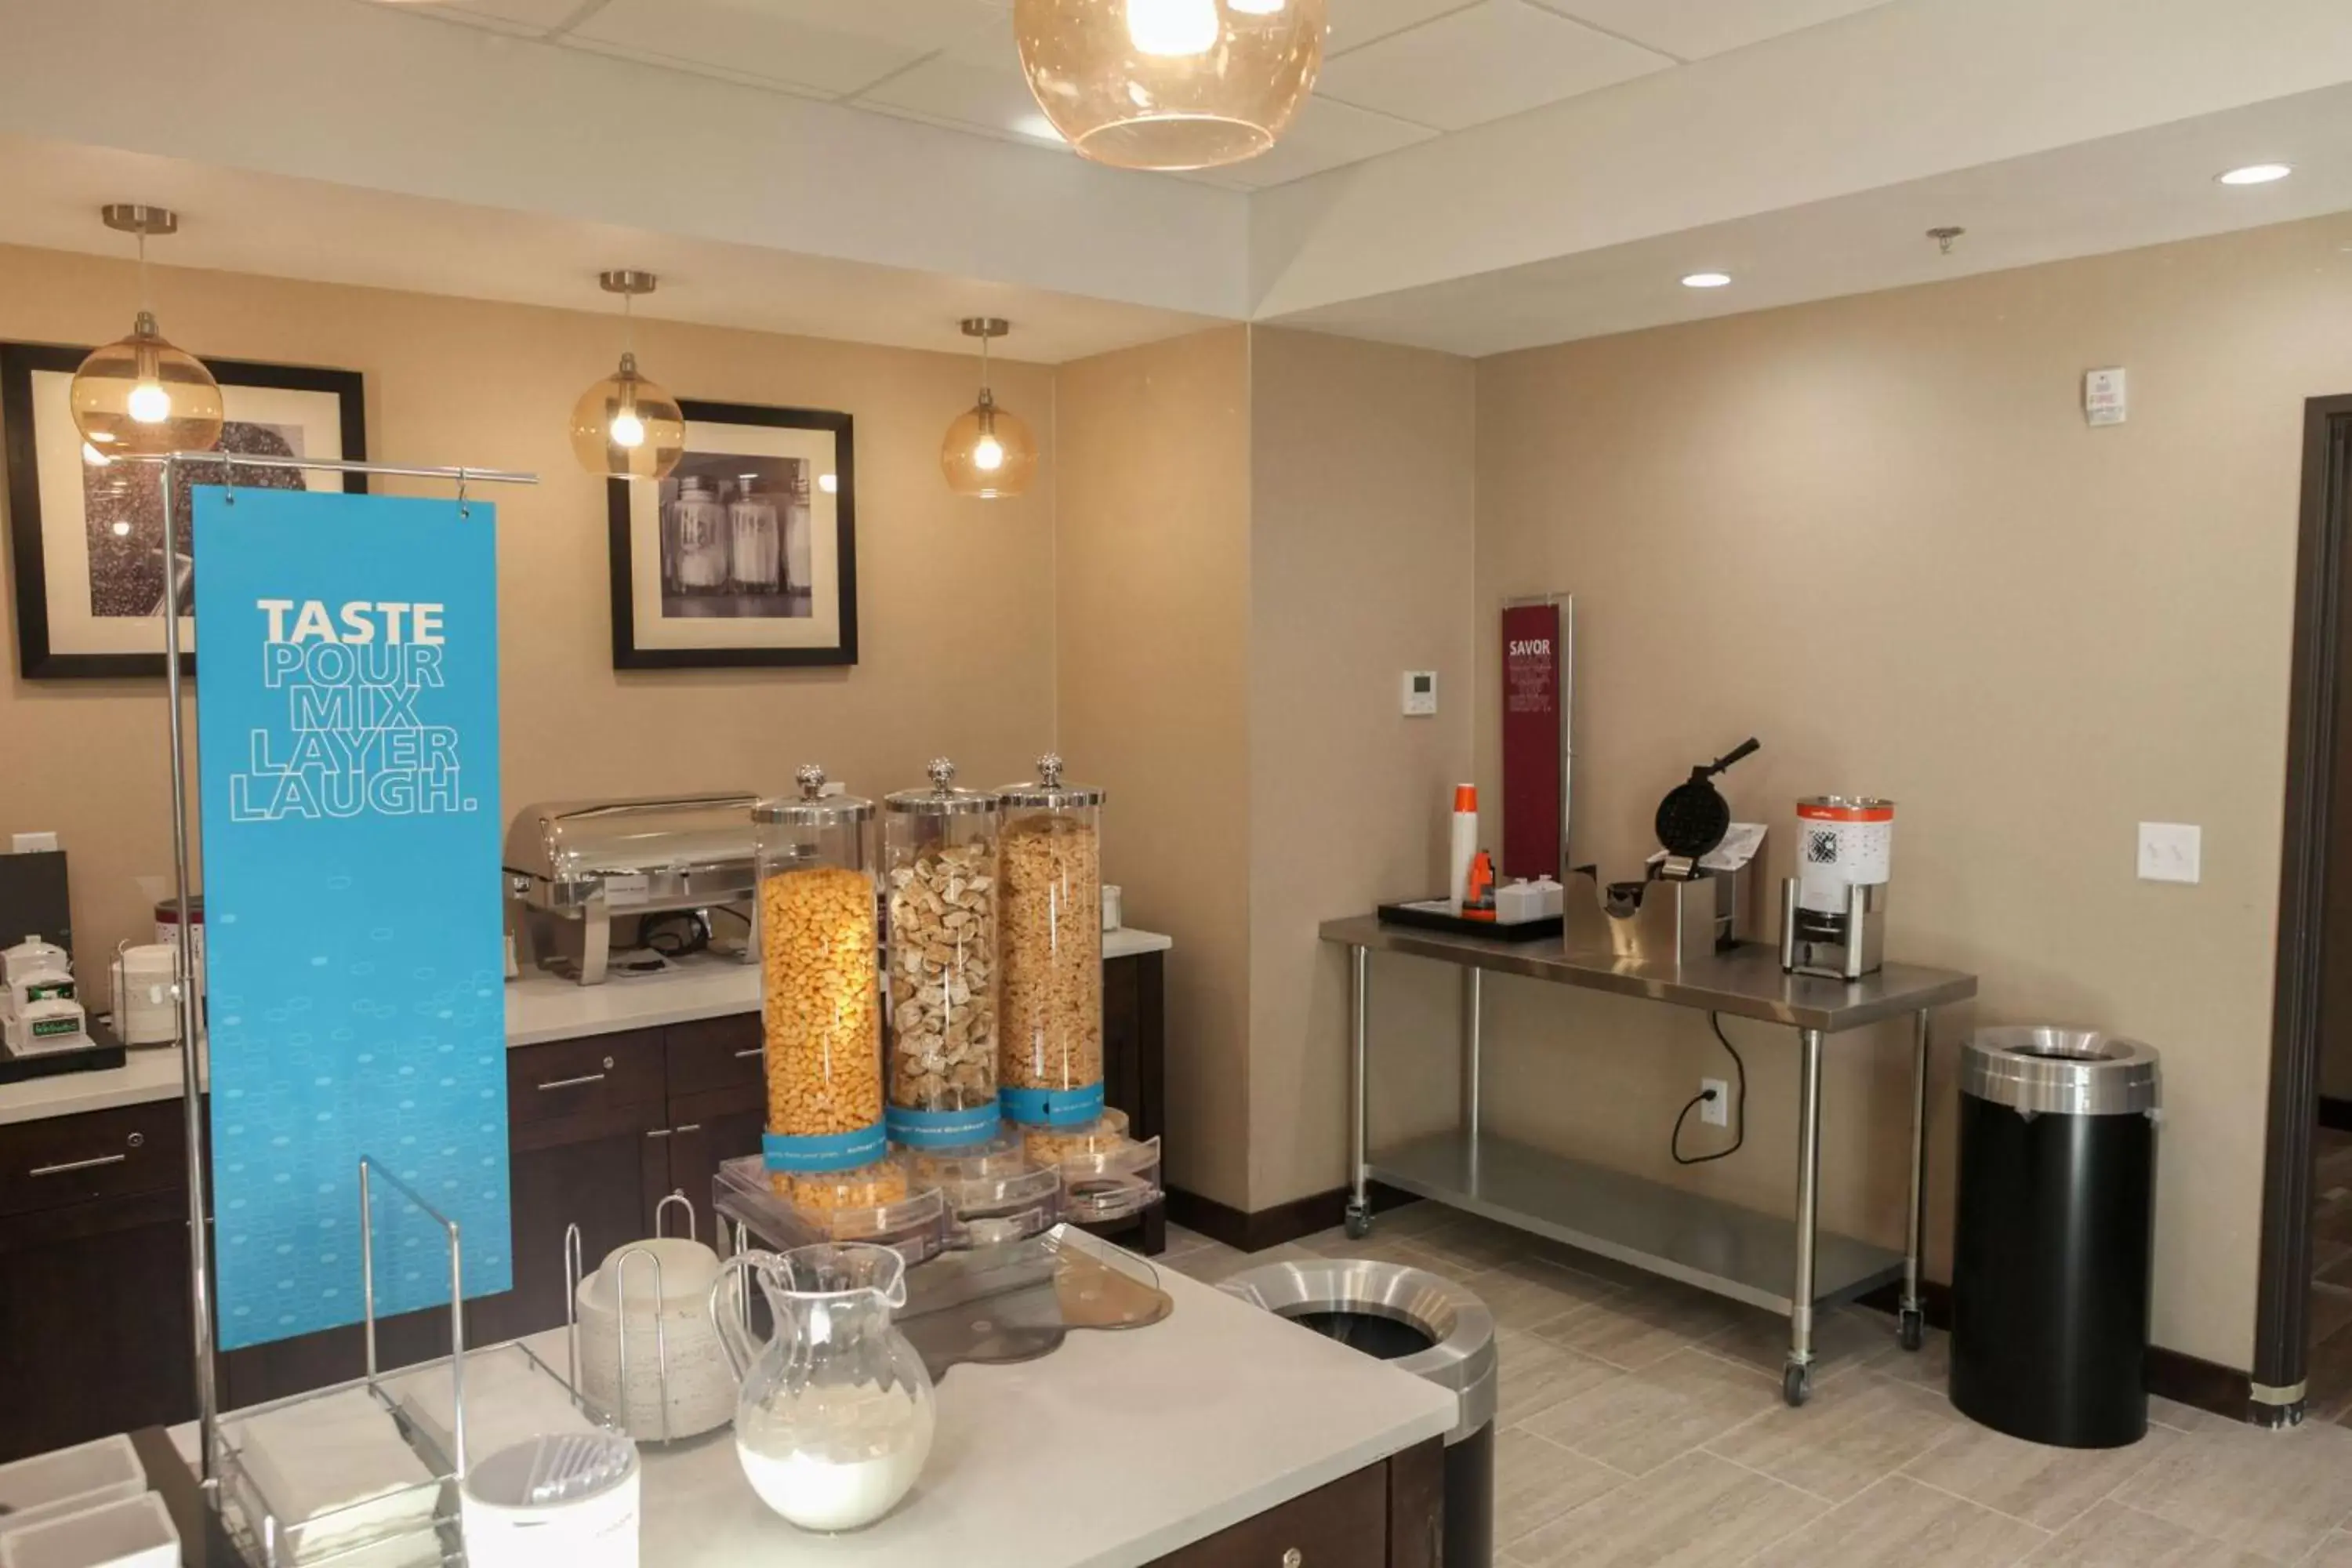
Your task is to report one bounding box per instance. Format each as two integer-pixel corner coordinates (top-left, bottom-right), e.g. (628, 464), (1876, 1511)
(503, 793), (760, 887)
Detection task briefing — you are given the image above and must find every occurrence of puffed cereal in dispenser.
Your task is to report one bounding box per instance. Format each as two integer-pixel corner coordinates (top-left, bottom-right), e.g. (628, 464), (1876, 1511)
(993, 753), (1105, 1127)
(753, 764), (885, 1178)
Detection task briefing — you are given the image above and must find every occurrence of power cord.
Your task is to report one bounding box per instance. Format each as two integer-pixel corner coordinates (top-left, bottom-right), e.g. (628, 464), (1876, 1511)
(1671, 1011), (1748, 1165)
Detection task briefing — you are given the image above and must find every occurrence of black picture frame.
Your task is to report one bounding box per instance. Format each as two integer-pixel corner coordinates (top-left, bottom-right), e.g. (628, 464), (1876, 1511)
(2, 342), (368, 679)
(606, 399), (858, 670)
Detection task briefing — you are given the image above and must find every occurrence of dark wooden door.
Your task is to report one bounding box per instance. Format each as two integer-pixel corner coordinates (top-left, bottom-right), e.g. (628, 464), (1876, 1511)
(485, 1105), (671, 1345)
(0, 1191), (196, 1462)
(664, 1098), (765, 1243)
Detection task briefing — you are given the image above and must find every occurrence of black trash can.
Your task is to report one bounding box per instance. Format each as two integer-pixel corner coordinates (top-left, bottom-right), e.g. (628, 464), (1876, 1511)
(1222, 1258), (1497, 1567)
(1951, 1026), (2160, 1448)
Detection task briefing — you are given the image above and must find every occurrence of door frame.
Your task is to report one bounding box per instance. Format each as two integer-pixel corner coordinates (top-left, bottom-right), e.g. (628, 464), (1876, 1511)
(2256, 392), (2352, 1425)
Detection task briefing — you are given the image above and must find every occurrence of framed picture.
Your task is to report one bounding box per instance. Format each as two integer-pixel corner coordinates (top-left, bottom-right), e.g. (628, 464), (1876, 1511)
(2, 343), (368, 679)
(608, 400), (857, 669)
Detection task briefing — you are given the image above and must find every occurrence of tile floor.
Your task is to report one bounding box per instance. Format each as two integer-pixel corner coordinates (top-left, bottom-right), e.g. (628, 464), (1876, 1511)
(1158, 1206), (2352, 1568)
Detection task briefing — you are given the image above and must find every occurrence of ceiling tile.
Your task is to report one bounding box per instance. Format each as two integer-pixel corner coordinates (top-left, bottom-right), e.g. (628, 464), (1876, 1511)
(1529, 0), (1893, 61)
(376, 0), (588, 34)
(1316, 0), (1671, 132)
(567, 0), (1004, 97)
(681, 0), (1009, 53)
(1327, 0), (1479, 56)
(1214, 95), (1438, 187)
(854, 30), (1069, 147)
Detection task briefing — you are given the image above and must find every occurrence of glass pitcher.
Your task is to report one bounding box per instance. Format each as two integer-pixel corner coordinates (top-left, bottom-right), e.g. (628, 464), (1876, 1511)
(711, 1242), (937, 1533)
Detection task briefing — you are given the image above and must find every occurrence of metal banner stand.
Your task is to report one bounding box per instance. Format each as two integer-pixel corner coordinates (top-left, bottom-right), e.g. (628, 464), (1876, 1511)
(129, 449), (537, 1521)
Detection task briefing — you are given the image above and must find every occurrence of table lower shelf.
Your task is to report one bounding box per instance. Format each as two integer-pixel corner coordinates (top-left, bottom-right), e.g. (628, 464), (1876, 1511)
(1368, 1131), (1903, 1316)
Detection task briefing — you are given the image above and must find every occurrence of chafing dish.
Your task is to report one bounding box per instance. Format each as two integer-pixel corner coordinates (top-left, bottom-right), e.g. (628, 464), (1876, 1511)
(504, 794), (760, 984)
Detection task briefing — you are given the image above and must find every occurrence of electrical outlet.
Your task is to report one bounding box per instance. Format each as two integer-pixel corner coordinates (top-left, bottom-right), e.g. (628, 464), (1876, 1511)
(2137, 822), (2201, 884)
(1700, 1077), (1730, 1127)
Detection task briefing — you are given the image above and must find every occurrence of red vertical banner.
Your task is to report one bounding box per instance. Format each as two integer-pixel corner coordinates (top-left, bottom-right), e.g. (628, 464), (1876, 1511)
(1501, 602), (1563, 880)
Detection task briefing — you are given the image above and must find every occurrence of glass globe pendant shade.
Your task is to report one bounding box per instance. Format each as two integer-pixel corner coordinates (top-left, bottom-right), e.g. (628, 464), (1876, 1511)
(1014, 0), (1327, 171)
(70, 312), (224, 458)
(569, 351), (685, 481)
(941, 393), (1038, 499)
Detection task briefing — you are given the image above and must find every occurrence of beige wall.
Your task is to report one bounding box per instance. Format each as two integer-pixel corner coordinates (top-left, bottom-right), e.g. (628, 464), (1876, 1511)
(1470, 212), (2352, 1370)
(0, 243), (1058, 988)
(1054, 327), (1255, 1208)
(1247, 327), (1478, 1207)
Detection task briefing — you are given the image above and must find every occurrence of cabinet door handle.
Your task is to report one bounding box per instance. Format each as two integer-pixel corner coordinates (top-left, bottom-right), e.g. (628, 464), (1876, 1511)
(733, 1047), (761, 1059)
(30, 1153), (129, 1178)
(536, 1073), (608, 1091)
(1281, 1551), (1303, 1568)
(646, 1128), (672, 1139)
(673, 1123), (702, 1134)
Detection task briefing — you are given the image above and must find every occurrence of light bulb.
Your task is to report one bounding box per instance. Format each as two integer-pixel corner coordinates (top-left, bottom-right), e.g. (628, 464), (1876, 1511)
(609, 409), (647, 449)
(1127, 0), (1218, 56)
(973, 436), (1006, 472)
(128, 380), (172, 423)
(1229, 0), (1286, 12)
(82, 441), (111, 466)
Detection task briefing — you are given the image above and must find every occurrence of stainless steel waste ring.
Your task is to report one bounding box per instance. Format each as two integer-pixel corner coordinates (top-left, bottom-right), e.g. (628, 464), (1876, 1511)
(1220, 1258), (1497, 1443)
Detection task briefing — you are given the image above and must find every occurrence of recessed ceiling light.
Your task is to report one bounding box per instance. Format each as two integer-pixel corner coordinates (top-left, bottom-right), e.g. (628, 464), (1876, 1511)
(2217, 163), (2292, 186)
(1681, 271), (1733, 289)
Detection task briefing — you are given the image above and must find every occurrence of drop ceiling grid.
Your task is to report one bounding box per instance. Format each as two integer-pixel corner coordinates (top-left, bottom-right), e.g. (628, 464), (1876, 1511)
(368, 0), (1902, 186)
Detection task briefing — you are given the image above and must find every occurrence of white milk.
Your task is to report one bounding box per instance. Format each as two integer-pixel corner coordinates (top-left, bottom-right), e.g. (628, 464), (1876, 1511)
(735, 1383), (932, 1533)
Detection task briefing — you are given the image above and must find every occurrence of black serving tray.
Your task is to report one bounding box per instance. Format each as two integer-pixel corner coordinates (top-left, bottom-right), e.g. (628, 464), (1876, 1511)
(1375, 899), (1563, 943)
(0, 1014), (129, 1083)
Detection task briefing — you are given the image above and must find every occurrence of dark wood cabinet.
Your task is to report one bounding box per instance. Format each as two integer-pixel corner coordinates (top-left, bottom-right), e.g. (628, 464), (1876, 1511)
(1146, 1439), (1443, 1568)
(0, 1182), (196, 1461)
(0, 949), (1169, 1453)
(492, 1095), (673, 1345)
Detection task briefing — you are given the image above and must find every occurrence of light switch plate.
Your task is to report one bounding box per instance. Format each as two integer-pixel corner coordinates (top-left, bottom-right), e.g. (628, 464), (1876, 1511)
(2138, 822), (2201, 884)
(1402, 670), (1438, 717)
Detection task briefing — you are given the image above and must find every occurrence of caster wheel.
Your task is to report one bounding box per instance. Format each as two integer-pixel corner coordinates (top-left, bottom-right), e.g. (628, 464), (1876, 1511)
(1781, 1363), (1813, 1407)
(1898, 1309), (1925, 1352)
(1344, 1204), (1372, 1240)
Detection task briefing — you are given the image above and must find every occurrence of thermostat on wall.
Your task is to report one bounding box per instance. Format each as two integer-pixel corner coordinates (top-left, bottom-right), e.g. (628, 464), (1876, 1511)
(2085, 367), (2127, 426)
(1402, 670), (1438, 717)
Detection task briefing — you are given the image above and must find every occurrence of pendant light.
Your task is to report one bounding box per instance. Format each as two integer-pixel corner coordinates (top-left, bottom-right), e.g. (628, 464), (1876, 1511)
(569, 270), (685, 481)
(1014, 0), (1327, 171)
(70, 205), (223, 459)
(941, 318), (1038, 500)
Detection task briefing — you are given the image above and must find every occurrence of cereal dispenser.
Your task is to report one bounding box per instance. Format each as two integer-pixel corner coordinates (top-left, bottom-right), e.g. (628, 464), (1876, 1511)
(994, 754), (1105, 1128)
(753, 765), (886, 1176)
(883, 760), (1001, 1149)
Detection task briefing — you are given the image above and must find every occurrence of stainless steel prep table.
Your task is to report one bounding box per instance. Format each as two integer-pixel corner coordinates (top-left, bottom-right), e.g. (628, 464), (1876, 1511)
(1319, 914), (1978, 1406)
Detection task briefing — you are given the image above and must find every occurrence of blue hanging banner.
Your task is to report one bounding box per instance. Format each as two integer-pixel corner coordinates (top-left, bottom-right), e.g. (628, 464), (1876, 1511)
(194, 485), (508, 1352)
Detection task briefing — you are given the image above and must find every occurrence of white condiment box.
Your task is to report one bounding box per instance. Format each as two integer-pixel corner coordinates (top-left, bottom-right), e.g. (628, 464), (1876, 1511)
(0, 1492), (177, 1568)
(0, 1436), (147, 1543)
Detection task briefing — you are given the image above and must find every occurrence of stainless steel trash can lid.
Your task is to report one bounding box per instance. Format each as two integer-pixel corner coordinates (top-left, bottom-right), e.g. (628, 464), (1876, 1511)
(1962, 1026), (2159, 1116)
(1221, 1258), (1495, 1443)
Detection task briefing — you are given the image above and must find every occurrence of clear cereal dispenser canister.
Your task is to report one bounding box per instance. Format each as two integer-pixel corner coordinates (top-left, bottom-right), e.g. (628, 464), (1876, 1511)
(994, 753), (1105, 1127)
(753, 764), (885, 1175)
(883, 758), (1002, 1149)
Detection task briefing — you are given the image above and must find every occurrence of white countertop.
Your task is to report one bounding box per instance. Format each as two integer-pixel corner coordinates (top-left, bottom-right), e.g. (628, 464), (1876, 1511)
(0, 930), (1174, 1127)
(607, 1260), (1449, 1568)
(157, 1254), (1450, 1568)
(578, 1261), (1450, 1567)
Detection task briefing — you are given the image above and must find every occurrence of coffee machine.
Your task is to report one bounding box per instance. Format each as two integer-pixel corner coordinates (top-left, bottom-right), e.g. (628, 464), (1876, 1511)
(1780, 797), (1894, 980)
